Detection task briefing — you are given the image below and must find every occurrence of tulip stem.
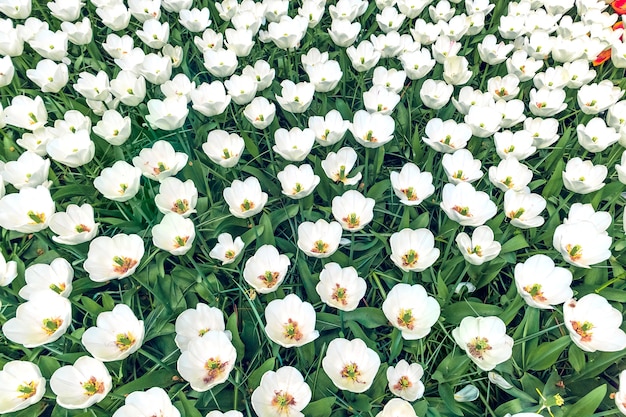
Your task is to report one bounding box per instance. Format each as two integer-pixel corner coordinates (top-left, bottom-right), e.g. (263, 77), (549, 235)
(371, 272), (387, 299)
(364, 147), (370, 190)
(595, 271), (626, 293)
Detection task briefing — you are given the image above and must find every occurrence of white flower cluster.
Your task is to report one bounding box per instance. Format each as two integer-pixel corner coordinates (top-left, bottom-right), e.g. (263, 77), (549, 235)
(0, 0), (625, 415)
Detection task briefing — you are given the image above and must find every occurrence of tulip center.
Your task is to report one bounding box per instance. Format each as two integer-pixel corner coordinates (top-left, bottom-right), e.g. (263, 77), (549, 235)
(49, 282), (66, 294)
(467, 337), (492, 359)
(204, 357), (228, 384)
(75, 223), (91, 233)
(153, 162), (168, 175)
(271, 390), (296, 413)
(118, 183), (129, 195)
(340, 362), (364, 383)
(496, 87), (508, 97)
(172, 199), (190, 214)
(332, 284), (348, 305)
(112, 256), (138, 274)
(259, 271), (280, 288)
(240, 199), (255, 212)
(321, 129), (330, 141)
(224, 249), (236, 259)
(441, 135), (453, 146)
(342, 213), (361, 228)
(452, 170), (467, 181)
(82, 376), (105, 396)
(570, 321), (594, 342)
(17, 381), (38, 399)
(585, 100), (597, 107)
(364, 130), (378, 142)
(27, 210), (46, 224)
(502, 176), (514, 188)
(335, 165), (347, 182)
(41, 317), (63, 335)
(452, 205), (472, 217)
(402, 249), (419, 267)
(115, 332), (136, 351)
(283, 318), (303, 341)
(312, 240), (329, 253)
(292, 183), (303, 194)
(565, 244), (583, 261)
(393, 375), (413, 391)
(524, 283), (547, 302)
(401, 187), (418, 201)
(256, 114), (265, 122)
(467, 245), (483, 257)
(508, 208), (525, 219)
(397, 308), (416, 330)
(174, 235), (190, 248)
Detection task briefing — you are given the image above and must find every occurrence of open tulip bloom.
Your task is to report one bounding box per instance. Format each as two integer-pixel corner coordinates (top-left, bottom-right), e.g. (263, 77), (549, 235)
(0, 361), (46, 414)
(264, 294), (319, 348)
(50, 356), (112, 409)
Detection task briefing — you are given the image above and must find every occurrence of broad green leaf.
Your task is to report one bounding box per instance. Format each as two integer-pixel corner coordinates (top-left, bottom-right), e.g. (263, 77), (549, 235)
(302, 397), (335, 417)
(343, 307), (388, 328)
(526, 336), (571, 371)
(441, 301), (503, 325)
(246, 357), (275, 390)
(175, 392), (203, 417)
(562, 384), (606, 417)
(568, 345), (585, 373)
(226, 311), (246, 360)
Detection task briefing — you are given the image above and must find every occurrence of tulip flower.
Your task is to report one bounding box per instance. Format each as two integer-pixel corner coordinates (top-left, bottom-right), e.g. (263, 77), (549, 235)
(514, 254), (573, 310)
(316, 262), (366, 311)
(83, 234), (145, 282)
(251, 366), (311, 417)
(382, 283), (440, 339)
(390, 163), (435, 206)
(154, 177), (198, 218)
(297, 219), (343, 258)
(440, 182), (497, 227)
(241, 60), (275, 91)
(191, 81), (231, 117)
(177, 330), (237, 392)
(455, 226), (501, 266)
(564, 294), (626, 352)
(277, 164), (320, 199)
(93, 161), (142, 202)
(152, 213), (195, 256)
(19, 257), (73, 299)
(243, 96), (276, 129)
(2, 293), (72, 347)
(452, 316), (514, 371)
(332, 189), (375, 231)
(562, 157), (607, 194)
(322, 337), (381, 393)
(1, 151), (50, 189)
(132, 140), (188, 182)
(82, 304), (145, 362)
(92, 110), (131, 146)
(223, 176), (268, 218)
(209, 233), (245, 265)
(3, 95), (48, 131)
(26, 59), (68, 93)
(386, 360), (425, 401)
(350, 110), (395, 148)
(112, 387), (180, 417)
(0, 361), (46, 414)
(145, 97), (188, 131)
(175, 303), (228, 351)
(504, 188), (546, 229)
(243, 245), (290, 294)
(50, 356), (112, 409)
(275, 80), (315, 113)
(0, 251), (17, 287)
(553, 221), (611, 268)
(376, 399), (416, 417)
(264, 294), (319, 348)
(0, 185), (55, 233)
(273, 127), (315, 161)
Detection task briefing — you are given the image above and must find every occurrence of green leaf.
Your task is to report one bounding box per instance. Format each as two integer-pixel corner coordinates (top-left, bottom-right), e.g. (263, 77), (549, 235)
(343, 307), (388, 328)
(526, 336), (571, 371)
(500, 234), (529, 254)
(562, 384), (606, 417)
(442, 301), (503, 325)
(568, 345), (585, 373)
(302, 397), (336, 417)
(438, 383), (464, 416)
(226, 311), (246, 360)
(175, 391), (203, 417)
(246, 357), (275, 390)
(112, 369), (175, 395)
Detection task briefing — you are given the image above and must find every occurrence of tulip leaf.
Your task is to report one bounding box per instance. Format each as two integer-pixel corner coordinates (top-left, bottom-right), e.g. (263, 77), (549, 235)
(526, 336), (571, 371)
(343, 307), (388, 328)
(257, 213), (275, 246)
(500, 234), (529, 254)
(562, 384), (606, 417)
(438, 383), (464, 415)
(112, 369), (176, 395)
(302, 397), (336, 417)
(246, 357), (275, 390)
(441, 301), (503, 325)
(175, 391), (203, 417)
(568, 345), (586, 373)
(226, 311), (246, 361)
